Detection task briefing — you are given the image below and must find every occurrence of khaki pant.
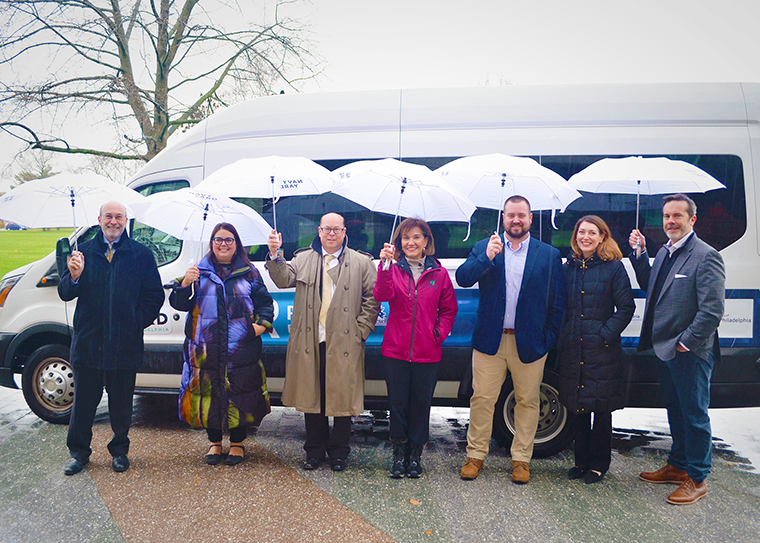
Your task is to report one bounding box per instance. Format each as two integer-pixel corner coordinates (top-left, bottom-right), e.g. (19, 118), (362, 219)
(466, 333), (546, 463)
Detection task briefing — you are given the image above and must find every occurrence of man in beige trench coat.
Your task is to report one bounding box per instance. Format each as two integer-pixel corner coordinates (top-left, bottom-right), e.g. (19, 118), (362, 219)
(266, 212), (379, 471)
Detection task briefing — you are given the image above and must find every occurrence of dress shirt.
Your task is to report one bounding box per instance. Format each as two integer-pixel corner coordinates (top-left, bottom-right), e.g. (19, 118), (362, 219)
(318, 246), (343, 343)
(666, 230), (695, 351)
(503, 233), (529, 330)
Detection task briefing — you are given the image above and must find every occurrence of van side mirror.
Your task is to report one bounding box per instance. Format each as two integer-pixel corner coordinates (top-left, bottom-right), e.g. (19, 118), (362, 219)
(55, 237), (72, 278)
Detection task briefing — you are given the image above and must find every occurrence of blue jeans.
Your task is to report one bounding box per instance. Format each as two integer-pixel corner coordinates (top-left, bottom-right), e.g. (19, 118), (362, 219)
(658, 350), (714, 483)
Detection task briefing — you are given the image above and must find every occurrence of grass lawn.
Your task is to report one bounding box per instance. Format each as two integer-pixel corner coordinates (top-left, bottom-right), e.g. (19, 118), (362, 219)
(0, 229), (74, 278)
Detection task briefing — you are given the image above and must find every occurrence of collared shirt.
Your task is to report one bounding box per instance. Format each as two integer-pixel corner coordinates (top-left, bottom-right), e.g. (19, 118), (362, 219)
(503, 233), (530, 329)
(666, 230), (694, 351)
(73, 234), (122, 285)
(103, 233), (122, 257)
(665, 230), (694, 257)
(318, 246), (343, 343)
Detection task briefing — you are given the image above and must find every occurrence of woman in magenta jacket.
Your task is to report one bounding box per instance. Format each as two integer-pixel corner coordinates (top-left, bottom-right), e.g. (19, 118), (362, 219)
(374, 218), (458, 479)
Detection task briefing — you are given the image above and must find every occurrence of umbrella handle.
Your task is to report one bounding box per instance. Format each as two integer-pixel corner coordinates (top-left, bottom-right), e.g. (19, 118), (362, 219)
(635, 180), (641, 258)
(271, 175), (278, 232)
(384, 180), (407, 271)
(69, 188), (79, 252)
(496, 173), (507, 235)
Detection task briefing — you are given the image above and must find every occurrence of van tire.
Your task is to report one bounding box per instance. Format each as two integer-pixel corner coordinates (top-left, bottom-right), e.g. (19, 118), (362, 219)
(492, 370), (573, 458)
(22, 344), (74, 424)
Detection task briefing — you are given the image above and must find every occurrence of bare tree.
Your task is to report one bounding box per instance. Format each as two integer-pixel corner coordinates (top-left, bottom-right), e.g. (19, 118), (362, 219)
(0, 0), (320, 162)
(12, 150), (58, 186)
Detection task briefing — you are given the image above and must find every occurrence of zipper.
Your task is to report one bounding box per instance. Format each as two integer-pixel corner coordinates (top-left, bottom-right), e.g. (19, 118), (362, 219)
(409, 273), (418, 362)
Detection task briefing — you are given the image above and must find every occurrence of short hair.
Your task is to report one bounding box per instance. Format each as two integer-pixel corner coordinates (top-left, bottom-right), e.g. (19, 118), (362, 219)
(391, 217), (435, 260)
(663, 194), (697, 217)
(504, 195), (531, 213)
(570, 215), (623, 261)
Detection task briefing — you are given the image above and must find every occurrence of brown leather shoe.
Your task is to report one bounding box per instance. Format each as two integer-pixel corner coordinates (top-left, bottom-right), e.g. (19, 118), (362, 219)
(460, 457), (484, 480)
(639, 463), (689, 484)
(666, 477), (707, 505)
(512, 461), (530, 484)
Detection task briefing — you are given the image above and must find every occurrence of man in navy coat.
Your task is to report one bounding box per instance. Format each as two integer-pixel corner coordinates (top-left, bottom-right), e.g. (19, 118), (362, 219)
(457, 196), (565, 483)
(58, 201), (164, 476)
(629, 194), (725, 505)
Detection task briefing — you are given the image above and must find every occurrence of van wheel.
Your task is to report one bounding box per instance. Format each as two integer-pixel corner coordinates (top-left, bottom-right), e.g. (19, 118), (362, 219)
(21, 344), (74, 424)
(492, 370), (573, 458)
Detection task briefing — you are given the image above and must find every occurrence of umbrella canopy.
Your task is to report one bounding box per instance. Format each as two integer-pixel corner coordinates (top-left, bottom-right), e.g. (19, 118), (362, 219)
(130, 188), (273, 249)
(332, 158), (475, 222)
(567, 156), (726, 195)
(436, 153), (581, 232)
(332, 158), (476, 238)
(332, 158), (476, 269)
(195, 156), (334, 232)
(0, 172), (144, 230)
(568, 156), (726, 257)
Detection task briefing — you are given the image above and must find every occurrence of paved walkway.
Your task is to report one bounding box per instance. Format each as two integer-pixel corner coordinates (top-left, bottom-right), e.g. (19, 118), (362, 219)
(1, 388), (759, 542)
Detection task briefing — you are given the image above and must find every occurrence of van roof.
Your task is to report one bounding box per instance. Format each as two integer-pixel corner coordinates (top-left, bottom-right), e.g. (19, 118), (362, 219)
(129, 83), (760, 187)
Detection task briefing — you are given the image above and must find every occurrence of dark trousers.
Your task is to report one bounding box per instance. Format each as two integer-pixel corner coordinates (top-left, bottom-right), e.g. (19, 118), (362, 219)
(303, 342), (351, 461)
(207, 427), (247, 443)
(659, 350), (714, 483)
(67, 368), (137, 461)
(384, 356), (440, 446)
(573, 411), (613, 473)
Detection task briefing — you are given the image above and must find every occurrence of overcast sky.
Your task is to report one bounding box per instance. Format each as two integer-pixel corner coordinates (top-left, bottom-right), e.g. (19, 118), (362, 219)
(2, 0), (760, 191)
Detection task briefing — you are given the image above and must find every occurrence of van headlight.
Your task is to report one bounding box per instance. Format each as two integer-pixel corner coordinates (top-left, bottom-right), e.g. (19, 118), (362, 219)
(0, 273), (22, 307)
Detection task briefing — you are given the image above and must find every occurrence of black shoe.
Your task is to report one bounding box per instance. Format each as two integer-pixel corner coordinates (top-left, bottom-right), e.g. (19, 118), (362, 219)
(303, 457), (321, 470)
(390, 440), (407, 479)
(225, 444), (245, 466)
(584, 470), (605, 484)
(406, 444), (424, 479)
(112, 455), (130, 472)
(567, 467), (588, 480)
(205, 443), (222, 465)
(64, 458), (87, 476)
(330, 458), (347, 472)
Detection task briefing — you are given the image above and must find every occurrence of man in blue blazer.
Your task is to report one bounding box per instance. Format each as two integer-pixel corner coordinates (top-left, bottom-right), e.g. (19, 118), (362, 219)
(457, 196), (566, 483)
(629, 194), (725, 505)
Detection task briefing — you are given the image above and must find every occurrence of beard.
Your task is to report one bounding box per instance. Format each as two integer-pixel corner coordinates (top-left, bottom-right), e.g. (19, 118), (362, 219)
(506, 223), (530, 240)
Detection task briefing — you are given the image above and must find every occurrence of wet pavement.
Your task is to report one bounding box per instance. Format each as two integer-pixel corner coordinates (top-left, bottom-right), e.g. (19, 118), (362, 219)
(1, 386), (759, 542)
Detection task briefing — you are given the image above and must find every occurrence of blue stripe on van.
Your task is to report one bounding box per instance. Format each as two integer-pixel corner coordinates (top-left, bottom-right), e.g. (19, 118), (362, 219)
(266, 289), (760, 349)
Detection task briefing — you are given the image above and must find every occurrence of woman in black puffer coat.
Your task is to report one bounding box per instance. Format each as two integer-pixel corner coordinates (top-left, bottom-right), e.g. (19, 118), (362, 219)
(558, 215), (634, 484)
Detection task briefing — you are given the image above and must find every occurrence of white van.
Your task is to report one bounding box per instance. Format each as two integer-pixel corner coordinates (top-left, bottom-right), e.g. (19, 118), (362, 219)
(2, 83), (759, 457)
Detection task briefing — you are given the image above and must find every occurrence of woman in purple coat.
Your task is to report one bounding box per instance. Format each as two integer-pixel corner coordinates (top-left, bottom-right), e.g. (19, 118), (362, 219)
(170, 223), (274, 466)
(374, 218), (458, 478)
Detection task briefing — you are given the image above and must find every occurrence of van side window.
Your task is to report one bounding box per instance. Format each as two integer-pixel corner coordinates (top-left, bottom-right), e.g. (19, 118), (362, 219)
(136, 180), (190, 196)
(411, 154), (746, 256)
(132, 179), (190, 266)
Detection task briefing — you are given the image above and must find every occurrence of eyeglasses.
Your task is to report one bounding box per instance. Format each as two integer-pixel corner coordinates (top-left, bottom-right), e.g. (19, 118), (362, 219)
(212, 237), (235, 246)
(319, 227), (345, 234)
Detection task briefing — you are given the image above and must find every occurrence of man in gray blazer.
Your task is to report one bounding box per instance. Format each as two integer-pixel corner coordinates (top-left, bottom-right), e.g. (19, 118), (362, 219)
(629, 193), (725, 505)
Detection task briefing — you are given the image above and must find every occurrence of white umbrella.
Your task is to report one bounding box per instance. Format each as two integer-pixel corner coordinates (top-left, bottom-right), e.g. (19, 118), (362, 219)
(130, 188), (273, 261)
(0, 172), (145, 249)
(436, 153), (581, 233)
(196, 156), (334, 232)
(568, 156), (726, 254)
(332, 158), (476, 269)
(567, 156), (726, 195)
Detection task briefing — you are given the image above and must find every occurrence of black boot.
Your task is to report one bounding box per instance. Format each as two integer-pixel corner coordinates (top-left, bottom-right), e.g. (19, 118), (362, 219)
(390, 439), (407, 479)
(406, 443), (424, 478)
